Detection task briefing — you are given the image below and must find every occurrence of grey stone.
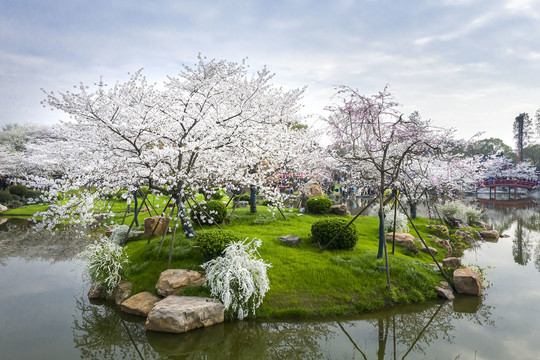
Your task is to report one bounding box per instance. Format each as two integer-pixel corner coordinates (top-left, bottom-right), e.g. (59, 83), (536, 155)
(113, 280), (133, 306)
(0, 203), (8, 212)
(329, 204), (348, 216)
(443, 257), (462, 268)
(435, 285), (455, 300)
(121, 292), (162, 316)
(156, 269), (206, 297)
(237, 201), (249, 208)
(88, 282), (106, 300)
(278, 235), (301, 246)
(146, 296), (225, 334)
(454, 268), (482, 296)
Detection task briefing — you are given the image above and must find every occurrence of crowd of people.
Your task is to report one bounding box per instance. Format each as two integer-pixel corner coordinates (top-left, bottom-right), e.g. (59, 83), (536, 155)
(0, 175), (13, 191)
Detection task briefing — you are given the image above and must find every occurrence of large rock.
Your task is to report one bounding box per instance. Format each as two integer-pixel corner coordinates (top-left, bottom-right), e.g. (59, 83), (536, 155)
(480, 230), (499, 240)
(0, 203), (8, 212)
(146, 296), (225, 334)
(301, 181), (324, 198)
(435, 281), (455, 300)
(113, 280), (133, 306)
(121, 292), (162, 316)
(419, 244), (438, 255)
(474, 220), (489, 230)
(386, 232), (418, 253)
(433, 237), (452, 255)
(88, 282), (106, 300)
(328, 204), (350, 216)
(453, 268), (482, 296)
(144, 216), (170, 237)
(443, 257), (462, 268)
(277, 235), (301, 247)
(156, 269), (206, 297)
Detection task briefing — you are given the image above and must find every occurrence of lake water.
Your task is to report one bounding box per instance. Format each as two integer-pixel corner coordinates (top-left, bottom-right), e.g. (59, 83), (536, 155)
(1, 200), (539, 359)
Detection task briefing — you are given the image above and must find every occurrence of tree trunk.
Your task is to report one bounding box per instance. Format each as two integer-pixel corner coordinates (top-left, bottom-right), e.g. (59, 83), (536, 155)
(409, 201), (417, 219)
(249, 185), (257, 213)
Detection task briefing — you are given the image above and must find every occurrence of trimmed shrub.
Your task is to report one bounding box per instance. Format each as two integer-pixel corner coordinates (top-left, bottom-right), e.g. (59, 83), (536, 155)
(311, 218), (358, 250)
(235, 194), (251, 202)
(26, 190), (42, 199)
(306, 196), (332, 214)
(191, 200), (227, 225)
(0, 193), (14, 203)
(195, 229), (244, 259)
(9, 185), (28, 197)
(211, 188), (226, 200)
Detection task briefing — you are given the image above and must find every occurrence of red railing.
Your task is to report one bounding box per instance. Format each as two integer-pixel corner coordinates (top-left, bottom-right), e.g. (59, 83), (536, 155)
(477, 178), (539, 190)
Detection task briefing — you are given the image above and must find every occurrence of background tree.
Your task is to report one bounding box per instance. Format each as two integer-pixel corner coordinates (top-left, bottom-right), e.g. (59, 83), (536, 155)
(522, 144), (540, 169)
(464, 137), (517, 162)
(513, 113), (534, 163)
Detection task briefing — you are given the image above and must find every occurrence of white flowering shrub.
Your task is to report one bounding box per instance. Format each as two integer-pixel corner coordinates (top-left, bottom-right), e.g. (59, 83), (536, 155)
(437, 200), (482, 226)
(110, 224), (130, 245)
(384, 205), (409, 233)
(78, 238), (129, 295)
(201, 238), (271, 320)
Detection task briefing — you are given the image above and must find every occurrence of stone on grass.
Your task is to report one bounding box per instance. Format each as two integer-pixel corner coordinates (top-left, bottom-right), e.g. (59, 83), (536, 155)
(156, 269), (206, 297)
(433, 237), (452, 255)
(146, 296), (224, 334)
(386, 232), (418, 253)
(480, 230), (499, 240)
(435, 281), (455, 300)
(113, 280), (133, 306)
(144, 216), (170, 237)
(0, 204), (8, 212)
(453, 268), (482, 296)
(277, 235), (301, 247)
(328, 204), (349, 216)
(121, 292), (162, 316)
(443, 257), (462, 268)
(419, 244), (438, 255)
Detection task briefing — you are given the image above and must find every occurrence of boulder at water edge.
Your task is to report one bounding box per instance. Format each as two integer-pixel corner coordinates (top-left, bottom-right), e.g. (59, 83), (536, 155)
(113, 280), (133, 305)
(156, 269), (206, 297)
(144, 216), (170, 237)
(145, 296), (225, 334)
(328, 204), (349, 216)
(435, 281), (455, 300)
(121, 292), (162, 316)
(453, 268), (482, 296)
(480, 230), (499, 240)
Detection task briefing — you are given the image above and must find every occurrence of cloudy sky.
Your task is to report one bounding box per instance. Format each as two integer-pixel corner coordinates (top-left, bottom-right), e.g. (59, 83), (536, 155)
(1, 0), (539, 147)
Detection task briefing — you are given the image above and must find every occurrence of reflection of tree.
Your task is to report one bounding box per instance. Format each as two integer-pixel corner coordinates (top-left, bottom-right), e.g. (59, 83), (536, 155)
(338, 298), (494, 359)
(0, 219), (91, 263)
(72, 297), (155, 360)
(512, 218), (532, 266)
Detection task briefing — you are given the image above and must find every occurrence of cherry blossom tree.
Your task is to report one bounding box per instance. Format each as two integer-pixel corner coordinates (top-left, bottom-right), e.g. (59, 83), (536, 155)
(31, 55), (310, 235)
(325, 86), (459, 290)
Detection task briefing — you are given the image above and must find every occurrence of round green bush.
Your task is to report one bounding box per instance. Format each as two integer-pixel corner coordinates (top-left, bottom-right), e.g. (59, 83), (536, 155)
(311, 218), (358, 250)
(195, 229), (244, 259)
(211, 188), (226, 200)
(306, 196), (332, 214)
(26, 190), (42, 199)
(8, 185), (28, 197)
(191, 200), (227, 225)
(0, 193), (14, 203)
(234, 194), (251, 202)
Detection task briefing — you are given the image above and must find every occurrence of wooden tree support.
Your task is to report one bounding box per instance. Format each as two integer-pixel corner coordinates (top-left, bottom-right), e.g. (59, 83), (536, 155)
(126, 188), (150, 238)
(396, 196), (455, 291)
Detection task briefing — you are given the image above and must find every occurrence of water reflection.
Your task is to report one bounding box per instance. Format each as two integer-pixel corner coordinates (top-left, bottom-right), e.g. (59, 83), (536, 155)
(70, 295), (495, 360)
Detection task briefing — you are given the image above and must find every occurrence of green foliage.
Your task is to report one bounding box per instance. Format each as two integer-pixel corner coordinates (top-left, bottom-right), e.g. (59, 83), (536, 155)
(211, 188), (226, 200)
(8, 185), (28, 197)
(0, 192), (14, 203)
(311, 218), (358, 250)
(306, 196), (332, 214)
(78, 239), (129, 294)
(191, 199), (227, 225)
(195, 229), (244, 259)
(235, 194), (251, 202)
(25, 190), (42, 199)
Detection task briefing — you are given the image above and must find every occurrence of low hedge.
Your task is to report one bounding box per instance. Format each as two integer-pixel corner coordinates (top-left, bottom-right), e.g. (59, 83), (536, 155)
(306, 196), (332, 214)
(311, 218), (358, 250)
(195, 229), (244, 259)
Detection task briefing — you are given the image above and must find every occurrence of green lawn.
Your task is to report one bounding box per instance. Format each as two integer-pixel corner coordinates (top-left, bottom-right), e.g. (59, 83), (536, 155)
(121, 205), (450, 318)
